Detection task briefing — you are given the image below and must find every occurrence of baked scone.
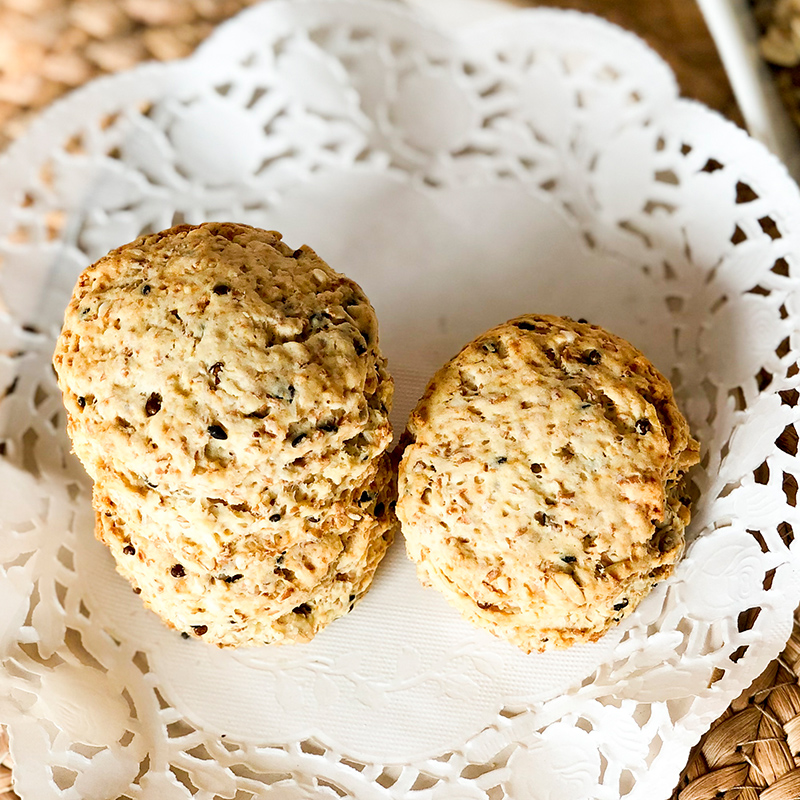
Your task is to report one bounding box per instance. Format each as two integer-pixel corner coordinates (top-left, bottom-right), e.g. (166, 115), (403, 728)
(53, 222), (392, 503)
(396, 314), (700, 653)
(91, 456), (391, 567)
(93, 466), (396, 646)
(92, 456), (394, 570)
(53, 222), (396, 645)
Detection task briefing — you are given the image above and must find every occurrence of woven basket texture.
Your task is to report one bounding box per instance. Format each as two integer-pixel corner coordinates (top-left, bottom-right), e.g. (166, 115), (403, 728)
(0, 727), (12, 800)
(671, 608), (800, 800)
(752, 0), (800, 129)
(0, 0), (261, 149)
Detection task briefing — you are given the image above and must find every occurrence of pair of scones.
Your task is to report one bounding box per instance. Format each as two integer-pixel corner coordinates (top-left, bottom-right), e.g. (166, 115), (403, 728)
(54, 223), (699, 652)
(53, 223), (395, 646)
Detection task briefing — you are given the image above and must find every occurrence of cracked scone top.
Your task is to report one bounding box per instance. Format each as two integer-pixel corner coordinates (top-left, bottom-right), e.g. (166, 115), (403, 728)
(397, 314), (700, 653)
(53, 222), (393, 504)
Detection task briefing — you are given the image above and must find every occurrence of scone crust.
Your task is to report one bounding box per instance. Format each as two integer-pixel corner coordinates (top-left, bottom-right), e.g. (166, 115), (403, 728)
(93, 453), (395, 570)
(53, 222), (392, 503)
(396, 314), (700, 653)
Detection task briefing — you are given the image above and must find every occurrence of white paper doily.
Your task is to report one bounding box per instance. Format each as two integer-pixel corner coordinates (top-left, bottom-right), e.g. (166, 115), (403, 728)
(1, 1), (799, 798)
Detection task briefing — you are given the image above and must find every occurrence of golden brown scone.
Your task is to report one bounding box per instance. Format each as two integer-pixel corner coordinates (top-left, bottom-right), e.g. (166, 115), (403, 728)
(92, 468), (396, 647)
(53, 222), (392, 504)
(53, 222), (396, 645)
(91, 455), (391, 568)
(396, 314), (700, 653)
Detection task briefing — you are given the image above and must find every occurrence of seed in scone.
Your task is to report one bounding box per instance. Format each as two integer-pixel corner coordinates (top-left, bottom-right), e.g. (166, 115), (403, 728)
(531, 463), (543, 473)
(292, 248), (303, 258)
(208, 424), (228, 440)
(269, 513), (282, 522)
(170, 564), (186, 578)
(583, 349), (602, 365)
(209, 362), (223, 385)
(636, 418), (652, 434)
(141, 284), (151, 295)
(561, 555), (577, 563)
(613, 598), (629, 611)
(123, 544), (136, 555)
(192, 625), (208, 636)
(293, 603), (312, 616)
(220, 574), (243, 584)
(268, 384), (297, 403)
(145, 392), (162, 416)
(77, 396), (86, 408)
(557, 444), (575, 461)
(534, 511), (548, 525)
(291, 433), (307, 447)
(309, 312), (329, 329)
(212, 284), (230, 295)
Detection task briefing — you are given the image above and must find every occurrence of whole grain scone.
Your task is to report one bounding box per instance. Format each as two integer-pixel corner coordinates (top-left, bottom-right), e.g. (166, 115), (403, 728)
(53, 222), (396, 646)
(93, 455), (395, 571)
(396, 314), (700, 653)
(53, 222), (392, 504)
(93, 467), (396, 646)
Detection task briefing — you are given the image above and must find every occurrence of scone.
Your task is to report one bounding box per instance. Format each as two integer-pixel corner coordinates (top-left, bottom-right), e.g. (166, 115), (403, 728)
(53, 222), (396, 646)
(396, 314), (700, 653)
(54, 223), (392, 502)
(93, 464), (396, 646)
(91, 456), (391, 566)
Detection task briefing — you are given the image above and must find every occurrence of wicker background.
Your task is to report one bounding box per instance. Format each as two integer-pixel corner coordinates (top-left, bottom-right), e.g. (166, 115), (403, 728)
(0, 1), (794, 799)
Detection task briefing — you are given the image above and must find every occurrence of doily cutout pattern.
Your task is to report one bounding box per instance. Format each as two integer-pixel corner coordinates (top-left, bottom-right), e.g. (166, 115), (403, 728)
(0, 2), (798, 798)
